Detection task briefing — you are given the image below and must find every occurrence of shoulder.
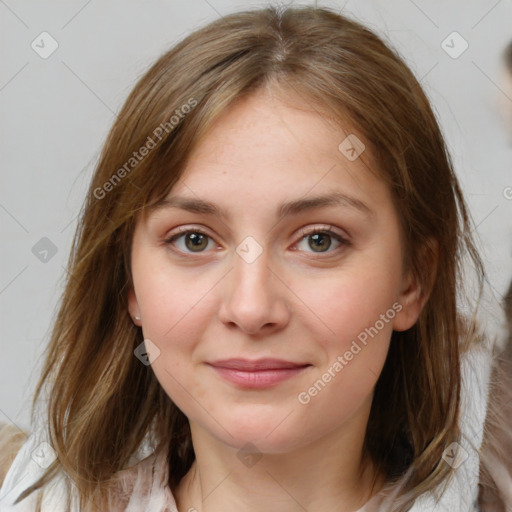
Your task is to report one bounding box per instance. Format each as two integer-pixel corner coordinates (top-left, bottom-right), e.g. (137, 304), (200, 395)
(478, 329), (512, 510)
(0, 425), (178, 511)
(0, 422), (28, 488)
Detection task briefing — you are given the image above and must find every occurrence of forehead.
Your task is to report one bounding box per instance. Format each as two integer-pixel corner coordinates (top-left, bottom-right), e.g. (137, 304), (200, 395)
(143, 87), (397, 226)
(179, 89), (383, 195)
(187, 88), (361, 169)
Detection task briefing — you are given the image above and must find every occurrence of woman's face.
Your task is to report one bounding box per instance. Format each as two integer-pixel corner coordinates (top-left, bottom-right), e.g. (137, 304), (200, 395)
(128, 88), (424, 454)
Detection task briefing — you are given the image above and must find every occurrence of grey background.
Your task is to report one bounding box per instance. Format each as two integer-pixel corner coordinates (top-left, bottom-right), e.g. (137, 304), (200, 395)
(1, 0), (512, 432)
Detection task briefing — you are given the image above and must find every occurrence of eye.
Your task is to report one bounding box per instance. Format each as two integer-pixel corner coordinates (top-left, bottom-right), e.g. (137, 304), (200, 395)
(164, 227), (217, 253)
(295, 226), (350, 254)
(164, 225), (350, 256)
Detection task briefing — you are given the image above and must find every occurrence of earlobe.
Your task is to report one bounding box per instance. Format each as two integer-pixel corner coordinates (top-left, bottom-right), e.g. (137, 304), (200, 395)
(127, 288), (141, 326)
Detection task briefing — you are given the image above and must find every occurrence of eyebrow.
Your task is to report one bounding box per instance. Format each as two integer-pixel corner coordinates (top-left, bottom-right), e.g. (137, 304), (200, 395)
(148, 191), (374, 220)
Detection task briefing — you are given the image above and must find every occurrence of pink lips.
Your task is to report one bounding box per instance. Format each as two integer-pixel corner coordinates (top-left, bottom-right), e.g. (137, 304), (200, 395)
(207, 358), (311, 389)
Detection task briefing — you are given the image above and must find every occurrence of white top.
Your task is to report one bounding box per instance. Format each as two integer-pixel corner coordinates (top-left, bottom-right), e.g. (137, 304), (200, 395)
(0, 346), (491, 512)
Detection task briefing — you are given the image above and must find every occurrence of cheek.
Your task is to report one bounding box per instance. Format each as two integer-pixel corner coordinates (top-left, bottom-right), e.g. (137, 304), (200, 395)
(133, 253), (215, 344)
(132, 262), (216, 411)
(294, 272), (395, 428)
(295, 337), (389, 440)
(289, 250), (400, 412)
(293, 260), (401, 349)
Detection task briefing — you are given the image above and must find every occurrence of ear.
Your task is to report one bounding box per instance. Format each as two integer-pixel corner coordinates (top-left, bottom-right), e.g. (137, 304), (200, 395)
(392, 238), (438, 332)
(392, 271), (427, 331)
(127, 288), (142, 326)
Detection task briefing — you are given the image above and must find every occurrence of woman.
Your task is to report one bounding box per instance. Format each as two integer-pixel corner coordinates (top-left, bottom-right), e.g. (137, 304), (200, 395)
(0, 6), (498, 511)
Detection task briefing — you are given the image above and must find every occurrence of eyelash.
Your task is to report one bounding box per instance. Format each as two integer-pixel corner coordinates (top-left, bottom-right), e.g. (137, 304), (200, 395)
(164, 225), (350, 257)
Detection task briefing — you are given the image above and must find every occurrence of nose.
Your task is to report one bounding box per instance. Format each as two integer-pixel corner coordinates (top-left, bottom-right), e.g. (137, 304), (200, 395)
(218, 247), (290, 336)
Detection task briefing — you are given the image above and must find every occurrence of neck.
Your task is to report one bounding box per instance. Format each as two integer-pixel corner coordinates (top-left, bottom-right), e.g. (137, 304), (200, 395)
(173, 422), (384, 512)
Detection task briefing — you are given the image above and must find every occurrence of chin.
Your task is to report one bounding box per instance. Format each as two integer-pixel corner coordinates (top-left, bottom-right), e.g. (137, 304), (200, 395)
(211, 419), (310, 455)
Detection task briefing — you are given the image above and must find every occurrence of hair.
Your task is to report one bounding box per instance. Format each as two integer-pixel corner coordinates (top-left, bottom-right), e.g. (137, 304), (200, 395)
(504, 39), (512, 74)
(475, 37), (512, 512)
(0, 424), (27, 489)
(478, 282), (512, 511)
(11, 5), (485, 511)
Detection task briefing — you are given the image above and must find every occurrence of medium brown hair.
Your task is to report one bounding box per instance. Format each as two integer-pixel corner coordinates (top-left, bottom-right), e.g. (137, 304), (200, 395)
(504, 39), (512, 74)
(478, 283), (512, 511)
(14, 6), (484, 511)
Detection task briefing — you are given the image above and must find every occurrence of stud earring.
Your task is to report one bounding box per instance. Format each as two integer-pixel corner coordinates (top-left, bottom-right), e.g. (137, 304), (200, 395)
(135, 315), (140, 321)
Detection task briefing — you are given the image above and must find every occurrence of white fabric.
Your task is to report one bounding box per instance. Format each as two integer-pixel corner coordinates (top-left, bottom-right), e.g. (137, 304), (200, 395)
(407, 346), (493, 512)
(0, 346), (492, 511)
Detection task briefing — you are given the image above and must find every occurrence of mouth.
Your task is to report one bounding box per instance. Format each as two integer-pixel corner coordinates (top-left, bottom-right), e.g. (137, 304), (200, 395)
(206, 358), (312, 389)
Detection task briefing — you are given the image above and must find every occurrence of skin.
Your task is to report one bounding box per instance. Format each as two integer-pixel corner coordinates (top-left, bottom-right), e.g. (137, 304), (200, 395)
(127, 85), (426, 512)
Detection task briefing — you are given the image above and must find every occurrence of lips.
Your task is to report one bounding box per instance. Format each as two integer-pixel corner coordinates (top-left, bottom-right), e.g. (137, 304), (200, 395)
(206, 358), (311, 389)
(207, 358), (310, 371)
